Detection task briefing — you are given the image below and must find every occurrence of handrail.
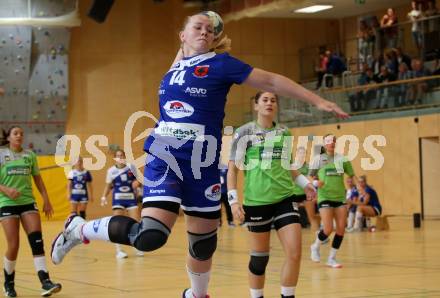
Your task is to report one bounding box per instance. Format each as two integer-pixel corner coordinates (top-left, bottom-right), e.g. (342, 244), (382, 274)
(321, 74), (440, 95)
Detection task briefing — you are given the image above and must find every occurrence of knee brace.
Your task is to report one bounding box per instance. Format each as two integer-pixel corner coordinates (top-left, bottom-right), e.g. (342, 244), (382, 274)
(332, 234), (344, 249)
(248, 251), (269, 276)
(188, 229), (217, 261)
(108, 215), (138, 245)
(27, 231), (44, 256)
(129, 216), (170, 252)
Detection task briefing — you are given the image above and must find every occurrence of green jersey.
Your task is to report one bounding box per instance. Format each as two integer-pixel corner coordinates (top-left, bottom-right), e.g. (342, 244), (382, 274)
(0, 148), (39, 207)
(229, 121), (295, 206)
(309, 153), (354, 203)
(292, 163), (309, 195)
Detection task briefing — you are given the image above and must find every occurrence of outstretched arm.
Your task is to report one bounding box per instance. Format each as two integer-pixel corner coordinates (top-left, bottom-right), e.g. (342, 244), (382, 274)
(243, 68), (349, 119)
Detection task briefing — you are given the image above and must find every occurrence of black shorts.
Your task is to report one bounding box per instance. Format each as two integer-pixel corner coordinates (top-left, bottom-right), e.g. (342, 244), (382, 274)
(317, 200), (346, 209)
(293, 194), (306, 202)
(0, 203), (39, 220)
(243, 195), (300, 233)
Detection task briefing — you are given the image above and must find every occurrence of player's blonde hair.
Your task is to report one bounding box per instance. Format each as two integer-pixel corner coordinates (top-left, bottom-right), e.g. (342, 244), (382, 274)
(181, 14), (231, 54)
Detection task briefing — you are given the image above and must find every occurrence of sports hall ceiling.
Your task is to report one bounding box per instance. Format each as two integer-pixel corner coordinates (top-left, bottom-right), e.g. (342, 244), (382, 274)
(221, 0), (411, 19)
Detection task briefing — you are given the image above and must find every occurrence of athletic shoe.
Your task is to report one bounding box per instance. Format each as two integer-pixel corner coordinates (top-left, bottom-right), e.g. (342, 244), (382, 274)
(3, 284), (17, 297)
(135, 249), (144, 257)
(326, 258), (343, 268)
(38, 271), (62, 297)
(310, 244), (320, 262)
(345, 227), (360, 233)
(51, 215), (86, 265)
(227, 221), (236, 227)
(182, 288), (210, 298)
(3, 270), (16, 297)
(116, 251), (128, 259)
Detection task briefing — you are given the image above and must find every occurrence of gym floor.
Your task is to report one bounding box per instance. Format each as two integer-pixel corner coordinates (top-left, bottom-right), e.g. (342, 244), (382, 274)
(1, 217), (439, 297)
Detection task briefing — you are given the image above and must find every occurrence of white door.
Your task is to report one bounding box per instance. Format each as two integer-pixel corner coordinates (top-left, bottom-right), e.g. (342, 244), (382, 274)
(421, 137), (440, 218)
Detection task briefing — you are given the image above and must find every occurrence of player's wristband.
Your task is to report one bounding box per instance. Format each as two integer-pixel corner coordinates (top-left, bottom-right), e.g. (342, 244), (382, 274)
(295, 175), (310, 189)
(227, 189), (238, 206)
(312, 180), (319, 188)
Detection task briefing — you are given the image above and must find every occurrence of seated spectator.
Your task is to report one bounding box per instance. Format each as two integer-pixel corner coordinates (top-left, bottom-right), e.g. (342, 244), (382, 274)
(374, 66), (397, 109)
(325, 50), (347, 87)
(316, 52), (329, 89)
(371, 52), (385, 76)
(380, 8), (399, 50)
(345, 177), (359, 230)
(349, 67), (376, 111)
(409, 58), (431, 104)
(394, 47), (412, 70)
(385, 49), (399, 75)
(348, 175), (382, 232)
(408, 1), (424, 54)
(395, 62), (413, 106)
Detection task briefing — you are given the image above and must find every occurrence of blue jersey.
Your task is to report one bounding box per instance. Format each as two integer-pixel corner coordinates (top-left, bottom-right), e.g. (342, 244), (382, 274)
(365, 186), (381, 210)
(346, 186), (358, 201)
(144, 52), (253, 162)
(106, 164), (137, 202)
(68, 169), (92, 201)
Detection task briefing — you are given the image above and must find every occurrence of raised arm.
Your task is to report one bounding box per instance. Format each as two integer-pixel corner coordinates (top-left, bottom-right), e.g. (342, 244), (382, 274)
(243, 68), (349, 119)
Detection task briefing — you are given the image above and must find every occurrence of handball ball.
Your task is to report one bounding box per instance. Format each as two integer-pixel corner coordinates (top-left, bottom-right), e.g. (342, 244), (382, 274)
(200, 11), (224, 38)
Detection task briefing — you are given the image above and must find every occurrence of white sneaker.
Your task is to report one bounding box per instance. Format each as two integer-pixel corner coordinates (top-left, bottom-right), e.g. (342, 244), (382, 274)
(116, 251), (128, 259)
(51, 215), (86, 265)
(326, 258), (342, 268)
(310, 244), (320, 262)
(135, 249), (144, 257)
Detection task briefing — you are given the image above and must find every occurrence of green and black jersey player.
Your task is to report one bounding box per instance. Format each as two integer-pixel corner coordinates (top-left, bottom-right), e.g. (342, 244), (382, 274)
(309, 134), (355, 269)
(228, 92), (316, 298)
(0, 126), (61, 297)
(292, 147), (320, 230)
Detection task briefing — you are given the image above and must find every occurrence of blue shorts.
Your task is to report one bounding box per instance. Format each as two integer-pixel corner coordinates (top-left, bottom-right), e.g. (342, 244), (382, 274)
(112, 197), (138, 210)
(70, 196), (88, 203)
(142, 154), (221, 219)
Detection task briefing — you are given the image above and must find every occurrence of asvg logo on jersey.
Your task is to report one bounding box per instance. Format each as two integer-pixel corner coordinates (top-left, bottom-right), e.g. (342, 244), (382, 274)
(163, 101), (194, 119)
(185, 87), (207, 97)
(204, 183), (221, 201)
(193, 65), (209, 78)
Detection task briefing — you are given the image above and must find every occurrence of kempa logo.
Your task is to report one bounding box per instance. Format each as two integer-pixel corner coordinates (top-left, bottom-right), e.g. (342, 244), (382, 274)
(149, 189), (166, 194)
(185, 87), (207, 97)
(163, 101), (194, 119)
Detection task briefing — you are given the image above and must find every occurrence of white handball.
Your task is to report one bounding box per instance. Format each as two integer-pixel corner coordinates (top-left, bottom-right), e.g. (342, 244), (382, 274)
(200, 11), (224, 38)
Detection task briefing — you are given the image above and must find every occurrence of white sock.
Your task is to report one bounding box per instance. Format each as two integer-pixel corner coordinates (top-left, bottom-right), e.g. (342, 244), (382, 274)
(329, 247), (338, 260)
(250, 288), (264, 298)
(33, 256), (47, 272)
(186, 267), (210, 298)
(313, 236), (321, 247)
(347, 212), (355, 228)
(3, 257), (16, 274)
(82, 216), (112, 241)
(354, 211), (363, 229)
(281, 286), (295, 296)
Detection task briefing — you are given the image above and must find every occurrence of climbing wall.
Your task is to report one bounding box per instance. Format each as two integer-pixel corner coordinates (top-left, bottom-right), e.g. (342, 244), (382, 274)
(0, 0), (75, 154)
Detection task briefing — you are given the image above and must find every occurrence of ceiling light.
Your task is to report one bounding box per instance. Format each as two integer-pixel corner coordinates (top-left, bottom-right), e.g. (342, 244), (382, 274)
(294, 5), (333, 13)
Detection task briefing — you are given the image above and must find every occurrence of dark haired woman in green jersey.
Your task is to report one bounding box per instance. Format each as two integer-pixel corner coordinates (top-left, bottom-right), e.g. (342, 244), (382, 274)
(228, 92), (316, 298)
(0, 126), (61, 297)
